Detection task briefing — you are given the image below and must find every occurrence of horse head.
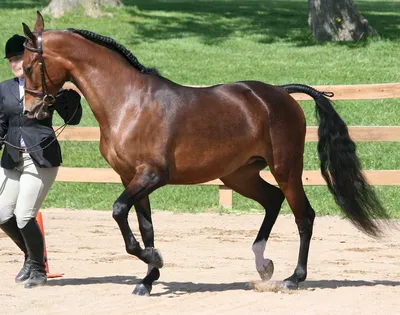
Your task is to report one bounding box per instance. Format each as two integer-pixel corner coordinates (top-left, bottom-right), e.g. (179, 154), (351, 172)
(22, 11), (69, 120)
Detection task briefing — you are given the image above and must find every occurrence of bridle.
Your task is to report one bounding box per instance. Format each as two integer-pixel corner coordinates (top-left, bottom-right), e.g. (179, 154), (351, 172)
(0, 30), (79, 153)
(23, 29), (56, 108)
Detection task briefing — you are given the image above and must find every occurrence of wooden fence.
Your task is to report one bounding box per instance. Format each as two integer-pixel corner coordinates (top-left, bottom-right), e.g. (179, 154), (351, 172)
(57, 82), (400, 208)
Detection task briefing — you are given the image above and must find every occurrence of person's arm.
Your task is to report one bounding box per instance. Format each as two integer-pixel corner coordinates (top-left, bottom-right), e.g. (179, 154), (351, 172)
(53, 89), (82, 125)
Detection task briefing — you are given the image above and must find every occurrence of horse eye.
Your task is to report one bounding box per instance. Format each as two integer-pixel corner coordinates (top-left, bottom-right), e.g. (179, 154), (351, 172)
(24, 66), (33, 74)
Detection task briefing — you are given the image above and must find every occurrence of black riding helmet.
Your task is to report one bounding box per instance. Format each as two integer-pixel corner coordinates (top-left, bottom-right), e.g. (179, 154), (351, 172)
(4, 34), (25, 59)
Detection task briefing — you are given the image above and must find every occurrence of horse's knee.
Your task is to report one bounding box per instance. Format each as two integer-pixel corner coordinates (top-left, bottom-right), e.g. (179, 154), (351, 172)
(112, 201), (129, 222)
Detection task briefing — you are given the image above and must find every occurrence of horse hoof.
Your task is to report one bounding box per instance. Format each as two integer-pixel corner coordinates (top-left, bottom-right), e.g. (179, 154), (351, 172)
(132, 283), (151, 296)
(283, 280), (298, 290)
(257, 259), (274, 281)
(146, 248), (163, 269)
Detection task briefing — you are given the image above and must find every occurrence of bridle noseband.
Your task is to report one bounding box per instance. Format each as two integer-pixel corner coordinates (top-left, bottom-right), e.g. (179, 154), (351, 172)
(23, 30), (56, 107)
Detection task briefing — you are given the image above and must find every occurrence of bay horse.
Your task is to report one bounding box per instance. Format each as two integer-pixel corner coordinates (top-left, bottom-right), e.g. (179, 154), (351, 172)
(22, 12), (388, 295)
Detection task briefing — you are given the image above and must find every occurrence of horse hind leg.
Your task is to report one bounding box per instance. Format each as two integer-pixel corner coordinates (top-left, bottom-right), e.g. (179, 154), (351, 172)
(273, 166), (315, 290)
(220, 161), (285, 281)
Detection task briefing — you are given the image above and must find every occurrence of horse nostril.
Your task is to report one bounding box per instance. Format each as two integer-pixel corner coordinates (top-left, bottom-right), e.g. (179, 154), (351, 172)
(23, 110), (30, 116)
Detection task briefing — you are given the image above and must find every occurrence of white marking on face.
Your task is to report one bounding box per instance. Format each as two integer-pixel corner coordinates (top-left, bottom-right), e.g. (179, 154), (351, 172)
(252, 240), (266, 270)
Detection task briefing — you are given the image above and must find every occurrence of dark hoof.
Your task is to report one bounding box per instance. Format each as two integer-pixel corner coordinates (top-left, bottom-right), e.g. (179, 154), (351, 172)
(132, 283), (151, 296)
(283, 280), (298, 290)
(144, 248), (163, 269)
(257, 259), (274, 281)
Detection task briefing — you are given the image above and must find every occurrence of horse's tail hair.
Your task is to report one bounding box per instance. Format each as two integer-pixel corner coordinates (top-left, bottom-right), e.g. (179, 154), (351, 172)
(280, 83), (390, 237)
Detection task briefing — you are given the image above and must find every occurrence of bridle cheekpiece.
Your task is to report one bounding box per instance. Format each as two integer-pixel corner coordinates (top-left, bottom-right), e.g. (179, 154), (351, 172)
(23, 29), (56, 107)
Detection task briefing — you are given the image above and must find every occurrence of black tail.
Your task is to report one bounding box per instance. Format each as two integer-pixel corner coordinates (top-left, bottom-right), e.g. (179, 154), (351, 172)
(280, 83), (389, 237)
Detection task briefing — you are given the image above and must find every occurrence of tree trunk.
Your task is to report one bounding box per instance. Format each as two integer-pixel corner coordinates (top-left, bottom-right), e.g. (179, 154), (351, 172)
(308, 0), (378, 41)
(43, 0), (123, 18)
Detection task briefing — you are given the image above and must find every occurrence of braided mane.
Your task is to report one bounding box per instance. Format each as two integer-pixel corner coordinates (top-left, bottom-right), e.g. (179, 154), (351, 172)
(67, 28), (160, 76)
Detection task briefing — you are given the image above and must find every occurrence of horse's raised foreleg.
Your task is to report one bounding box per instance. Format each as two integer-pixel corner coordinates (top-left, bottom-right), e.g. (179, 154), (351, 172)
(220, 161), (285, 281)
(131, 196), (163, 296)
(113, 166), (165, 295)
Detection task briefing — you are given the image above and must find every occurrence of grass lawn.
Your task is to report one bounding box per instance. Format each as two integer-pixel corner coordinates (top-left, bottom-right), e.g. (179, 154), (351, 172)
(0, 0), (399, 216)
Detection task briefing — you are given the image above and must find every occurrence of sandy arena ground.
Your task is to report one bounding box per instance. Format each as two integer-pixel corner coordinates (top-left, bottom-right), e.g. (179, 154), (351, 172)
(0, 208), (399, 315)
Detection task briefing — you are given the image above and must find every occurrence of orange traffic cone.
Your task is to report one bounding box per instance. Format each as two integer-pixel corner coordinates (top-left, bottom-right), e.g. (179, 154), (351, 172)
(36, 211), (64, 279)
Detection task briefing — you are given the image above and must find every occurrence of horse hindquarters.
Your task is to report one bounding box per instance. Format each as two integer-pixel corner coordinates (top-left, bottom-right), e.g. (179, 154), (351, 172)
(261, 87), (315, 289)
(221, 83), (315, 288)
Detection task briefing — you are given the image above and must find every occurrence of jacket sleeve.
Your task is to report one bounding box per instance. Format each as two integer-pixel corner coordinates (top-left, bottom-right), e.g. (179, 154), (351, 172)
(54, 89), (83, 125)
(0, 83), (9, 142)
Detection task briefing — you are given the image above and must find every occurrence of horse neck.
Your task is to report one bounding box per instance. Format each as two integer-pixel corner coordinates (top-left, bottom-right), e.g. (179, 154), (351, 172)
(65, 40), (151, 130)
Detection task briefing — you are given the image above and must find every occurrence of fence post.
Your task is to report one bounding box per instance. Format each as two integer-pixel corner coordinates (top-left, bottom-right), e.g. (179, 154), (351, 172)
(219, 185), (233, 209)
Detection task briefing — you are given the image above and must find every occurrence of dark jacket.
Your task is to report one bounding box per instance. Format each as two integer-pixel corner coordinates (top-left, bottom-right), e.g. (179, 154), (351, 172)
(0, 78), (82, 169)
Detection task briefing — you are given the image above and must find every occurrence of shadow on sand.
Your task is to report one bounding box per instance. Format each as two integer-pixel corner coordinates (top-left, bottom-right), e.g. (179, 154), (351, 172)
(46, 275), (400, 296)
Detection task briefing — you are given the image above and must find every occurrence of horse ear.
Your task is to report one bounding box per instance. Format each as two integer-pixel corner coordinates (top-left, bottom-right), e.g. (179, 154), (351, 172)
(23, 23), (36, 43)
(34, 11), (45, 31)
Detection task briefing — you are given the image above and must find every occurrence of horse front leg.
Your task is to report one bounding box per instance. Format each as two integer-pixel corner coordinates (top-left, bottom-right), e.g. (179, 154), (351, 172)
(112, 165), (165, 295)
(131, 196), (163, 296)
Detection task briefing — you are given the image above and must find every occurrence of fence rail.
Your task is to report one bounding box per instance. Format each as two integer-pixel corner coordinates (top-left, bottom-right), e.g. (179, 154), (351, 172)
(55, 126), (400, 142)
(55, 168), (400, 208)
(57, 83), (400, 208)
(64, 82), (400, 100)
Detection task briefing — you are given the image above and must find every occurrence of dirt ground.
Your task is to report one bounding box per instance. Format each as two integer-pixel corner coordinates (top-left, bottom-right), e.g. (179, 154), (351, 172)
(0, 209), (399, 315)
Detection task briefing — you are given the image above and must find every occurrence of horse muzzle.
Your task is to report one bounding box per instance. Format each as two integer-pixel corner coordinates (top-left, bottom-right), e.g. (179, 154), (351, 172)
(23, 103), (50, 120)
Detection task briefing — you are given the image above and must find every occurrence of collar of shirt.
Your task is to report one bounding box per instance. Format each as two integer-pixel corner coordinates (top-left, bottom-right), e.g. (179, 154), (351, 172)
(18, 77), (24, 100)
